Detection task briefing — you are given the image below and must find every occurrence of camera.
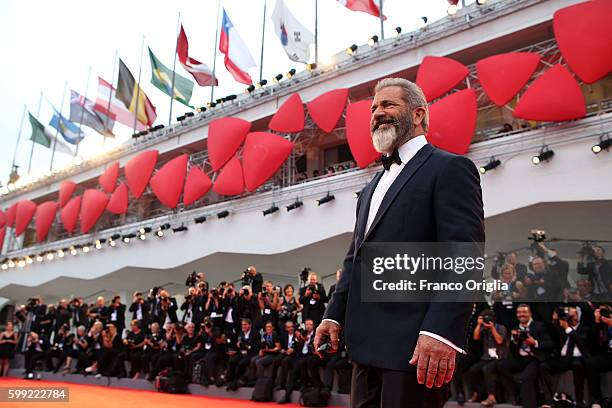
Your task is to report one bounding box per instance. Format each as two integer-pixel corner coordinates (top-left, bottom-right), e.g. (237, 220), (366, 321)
(210, 289), (218, 298)
(599, 307), (611, 319)
(186, 271), (198, 287)
(556, 307), (569, 321)
(483, 315), (494, 325)
(528, 230), (546, 243)
(149, 286), (160, 298)
(300, 267), (311, 283)
(241, 269), (254, 286)
(495, 252), (507, 269)
(578, 243), (596, 264)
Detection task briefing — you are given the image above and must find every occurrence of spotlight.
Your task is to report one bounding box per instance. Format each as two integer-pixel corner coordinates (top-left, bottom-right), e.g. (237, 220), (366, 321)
(95, 239), (104, 250)
(246, 85), (256, 93)
(25, 256), (33, 264)
(306, 63), (317, 72)
(286, 200), (303, 212)
(139, 234), (146, 240)
(122, 233), (136, 243)
(176, 115), (186, 122)
(196, 106), (207, 113)
(70, 246), (78, 256)
(194, 215), (207, 224)
(185, 112), (194, 118)
(1, 263), (7, 270)
(394, 27), (402, 37)
(417, 17), (428, 28)
(139, 227), (152, 235)
(368, 35), (379, 46)
(8, 259), (16, 268)
(346, 44), (358, 56)
(591, 137), (612, 154)
(354, 191), (361, 198)
(532, 147), (554, 165)
(286, 68), (296, 78)
(82, 245), (90, 253)
(225, 94), (237, 101)
(46, 253), (54, 261)
(476, 0), (487, 5)
(111, 233), (121, 240)
(160, 223), (171, 230)
(216, 98), (224, 104)
(263, 205), (279, 216)
(273, 74), (283, 83)
(217, 210), (230, 219)
(155, 229), (164, 238)
(36, 254), (44, 262)
(206, 102), (217, 108)
(257, 79), (268, 88)
(57, 249), (65, 258)
(156, 224), (170, 237)
(108, 239), (116, 246)
(479, 158), (501, 174)
(447, 0), (459, 15)
(172, 225), (188, 233)
(17, 259), (26, 268)
(316, 193), (335, 206)
(152, 124), (165, 131)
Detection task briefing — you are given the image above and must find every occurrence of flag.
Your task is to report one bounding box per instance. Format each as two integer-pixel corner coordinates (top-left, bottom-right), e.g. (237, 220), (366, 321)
(337, 0), (386, 19)
(115, 59), (157, 127)
(271, 0), (315, 63)
(70, 90), (115, 138)
(49, 110), (85, 145)
(219, 9), (257, 85)
(28, 112), (52, 148)
(178, 26), (218, 87)
(148, 47), (194, 107)
(95, 77), (146, 131)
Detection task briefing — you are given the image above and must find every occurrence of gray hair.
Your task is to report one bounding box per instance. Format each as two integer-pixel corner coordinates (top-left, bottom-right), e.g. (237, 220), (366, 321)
(374, 77), (429, 133)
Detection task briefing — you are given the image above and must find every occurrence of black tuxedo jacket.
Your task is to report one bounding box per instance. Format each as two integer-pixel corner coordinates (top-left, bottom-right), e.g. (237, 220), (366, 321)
(510, 320), (555, 361)
(323, 143), (485, 371)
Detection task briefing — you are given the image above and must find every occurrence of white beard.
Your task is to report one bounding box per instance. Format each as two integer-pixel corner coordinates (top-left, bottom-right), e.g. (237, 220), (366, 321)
(372, 125), (398, 153)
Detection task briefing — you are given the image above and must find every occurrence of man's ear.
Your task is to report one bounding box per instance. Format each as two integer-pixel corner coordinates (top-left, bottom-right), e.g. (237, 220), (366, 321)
(413, 107), (426, 128)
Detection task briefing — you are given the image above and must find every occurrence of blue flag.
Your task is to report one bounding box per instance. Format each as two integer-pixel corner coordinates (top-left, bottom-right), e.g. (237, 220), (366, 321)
(49, 111), (85, 145)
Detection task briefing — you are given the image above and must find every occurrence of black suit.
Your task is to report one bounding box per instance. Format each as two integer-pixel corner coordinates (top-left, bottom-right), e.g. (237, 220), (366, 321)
(323, 143), (485, 407)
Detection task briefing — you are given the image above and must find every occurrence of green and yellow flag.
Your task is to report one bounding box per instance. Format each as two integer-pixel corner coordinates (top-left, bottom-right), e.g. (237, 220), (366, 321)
(28, 112), (52, 148)
(148, 47), (194, 108)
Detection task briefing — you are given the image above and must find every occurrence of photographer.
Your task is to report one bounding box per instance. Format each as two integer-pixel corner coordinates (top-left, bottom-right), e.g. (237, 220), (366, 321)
(278, 284), (301, 330)
(205, 286), (224, 327)
(241, 266), (263, 294)
(147, 323), (187, 381)
(62, 325), (88, 374)
(466, 310), (509, 407)
(182, 322), (203, 381)
(83, 321), (104, 374)
(155, 290), (179, 327)
(254, 321), (281, 379)
(98, 323), (125, 377)
(24, 331), (48, 379)
(497, 304), (554, 408)
(71, 297), (89, 330)
(225, 318), (259, 391)
(88, 296), (110, 328)
(236, 285), (261, 329)
(108, 296), (126, 336)
(278, 319), (317, 404)
(38, 304), (55, 343)
(185, 271), (209, 292)
(585, 305), (612, 406)
(129, 291), (151, 331)
(181, 286), (206, 327)
(541, 306), (590, 407)
(45, 324), (71, 373)
(53, 300), (72, 340)
(491, 263), (526, 330)
(577, 245), (611, 299)
(142, 322), (163, 377)
(258, 280), (280, 328)
(275, 320), (299, 391)
(198, 322), (228, 387)
(491, 251), (528, 282)
(119, 320), (146, 379)
(221, 283), (240, 339)
(299, 272), (328, 327)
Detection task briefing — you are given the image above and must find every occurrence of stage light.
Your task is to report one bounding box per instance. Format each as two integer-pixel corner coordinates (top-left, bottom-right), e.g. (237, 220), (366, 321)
(286, 68), (296, 78)
(394, 27), (402, 37)
(82, 245), (90, 253)
(476, 0), (487, 5)
(25, 255), (33, 264)
(306, 63), (317, 72)
(8, 259), (15, 268)
(70, 246), (78, 256)
(257, 79), (268, 88)
(156, 223), (170, 237)
(246, 85), (256, 94)
(194, 215), (207, 224)
(346, 44), (358, 56)
(417, 17), (428, 28)
(286, 200), (303, 212)
(17, 259), (26, 268)
(46, 253), (54, 261)
(1, 263), (7, 270)
(196, 106), (207, 113)
(591, 137), (612, 154)
(447, 0), (459, 15)
(57, 249), (65, 258)
(354, 191), (361, 198)
(176, 115), (186, 122)
(263, 205), (279, 216)
(217, 210), (230, 219)
(185, 112), (194, 118)
(479, 158), (501, 174)
(172, 225), (188, 233)
(273, 74), (283, 84)
(316, 193), (335, 206)
(139, 233), (146, 240)
(155, 230), (164, 237)
(368, 35), (379, 46)
(36, 255), (44, 262)
(110, 233), (121, 240)
(123, 236), (130, 243)
(122, 233), (136, 243)
(139, 227), (152, 235)
(95, 240), (103, 250)
(532, 147), (554, 165)
(207, 102), (217, 108)
(109, 239), (117, 247)
(225, 94), (237, 101)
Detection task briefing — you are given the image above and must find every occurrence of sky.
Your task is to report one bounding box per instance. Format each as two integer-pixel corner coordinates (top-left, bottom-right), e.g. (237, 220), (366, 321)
(0, 0), (461, 187)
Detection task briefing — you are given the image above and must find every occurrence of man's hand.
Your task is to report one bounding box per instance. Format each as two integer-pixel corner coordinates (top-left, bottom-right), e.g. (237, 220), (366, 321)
(314, 320), (340, 352)
(409, 335), (456, 388)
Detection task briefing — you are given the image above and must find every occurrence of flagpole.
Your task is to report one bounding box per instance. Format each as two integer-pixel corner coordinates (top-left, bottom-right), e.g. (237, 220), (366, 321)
(133, 35), (145, 133)
(258, 0), (267, 83)
(314, 0), (318, 65)
(75, 65), (91, 158)
(50, 81), (68, 172)
(104, 50), (118, 145)
(27, 92), (43, 174)
(210, 0), (221, 104)
(168, 11), (181, 126)
(379, 0), (384, 39)
(11, 104), (26, 171)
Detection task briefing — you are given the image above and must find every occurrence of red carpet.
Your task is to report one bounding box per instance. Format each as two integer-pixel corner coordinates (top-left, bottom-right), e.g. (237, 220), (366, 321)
(0, 377), (339, 407)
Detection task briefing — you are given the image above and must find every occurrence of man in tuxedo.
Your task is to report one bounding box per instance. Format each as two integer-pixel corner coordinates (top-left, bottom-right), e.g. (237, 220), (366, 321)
(314, 77), (485, 408)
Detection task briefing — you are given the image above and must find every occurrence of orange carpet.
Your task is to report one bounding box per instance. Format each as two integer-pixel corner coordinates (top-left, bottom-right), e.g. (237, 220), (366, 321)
(0, 377), (341, 408)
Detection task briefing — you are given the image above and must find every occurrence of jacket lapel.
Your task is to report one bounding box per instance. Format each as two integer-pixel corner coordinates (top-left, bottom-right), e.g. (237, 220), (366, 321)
(355, 171), (384, 248)
(358, 144), (434, 250)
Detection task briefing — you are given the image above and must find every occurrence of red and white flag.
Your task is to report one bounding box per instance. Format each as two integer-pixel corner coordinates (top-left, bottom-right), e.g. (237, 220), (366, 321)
(219, 9), (256, 85)
(178, 25), (218, 87)
(94, 77), (146, 131)
(337, 0), (386, 19)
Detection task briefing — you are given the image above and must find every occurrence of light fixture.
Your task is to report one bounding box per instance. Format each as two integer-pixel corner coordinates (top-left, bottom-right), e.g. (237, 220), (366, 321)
(346, 44), (358, 56)
(36, 254), (44, 262)
(206, 102), (217, 108)
(263, 205), (279, 216)
(316, 193), (335, 206)
(273, 74), (283, 84)
(172, 225), (188, 233)
(394, 27), (402, 38)
(194, 215), (207, 224)
(156, 224), (170, 237)
(17, 259), (26, 268)
(25, 256), (33, 264)
(1, 263), (7, 270)
(354, 191), (361, 198)
(8, 259), (16, 268)
(46, 253), (54, 261)
(246, 85), (256, 93)
(111, 233), (121, 240)
(532, 147), (554, 165)
(306, 63), (317, 72)
(95, 240), (103, 250)
(476, 0), (487, 5)
(591, 136), (611, 154)
(196, 106), (207, 113)
(286, 200), (303, 212)
(57, 249), (65, 258)
(417, 17), (428, 29)
(256, 79), (268, 88)
(368, 35), (379, 46)
(176, 115), (186, 122)
(217, 210), (230, 219)
(139, 227), (152, 235)
(122, 234), (136, 243)
(139, 233), (146, 240)
(447, 0), (459, 15)
(185, 112), (194, 118)
(109, 239), (117, 247)
(479, 158), (501, 174)
(70, 246), (78, 256)
(286, 68), (296, 78)
(82, 245), (90, 253)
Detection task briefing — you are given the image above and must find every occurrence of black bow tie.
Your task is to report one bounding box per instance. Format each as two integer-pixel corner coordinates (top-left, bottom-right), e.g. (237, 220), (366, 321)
(381, 149), (402, 170)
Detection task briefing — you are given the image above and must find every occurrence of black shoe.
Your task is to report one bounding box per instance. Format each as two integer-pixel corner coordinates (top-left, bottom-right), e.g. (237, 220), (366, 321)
(457, 392), (465, 406)
(277, 391), (291, 404)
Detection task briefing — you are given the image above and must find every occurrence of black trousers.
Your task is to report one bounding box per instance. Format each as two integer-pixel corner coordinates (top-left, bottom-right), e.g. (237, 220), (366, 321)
(585, 353), (612, 402)
(350, 363), (449, 408)
(497, 356), (540, 408)
(466, 359), (499, 396)
(540, 356), (585, 404)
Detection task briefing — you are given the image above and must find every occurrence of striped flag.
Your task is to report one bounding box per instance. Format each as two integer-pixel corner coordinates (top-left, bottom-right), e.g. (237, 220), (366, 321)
(95, 77), (146, 131)
(219, 9), (256, 85)
(178, 25), (218, 87)
(70, 90), (115, 137)
(115, 59), (157, 127)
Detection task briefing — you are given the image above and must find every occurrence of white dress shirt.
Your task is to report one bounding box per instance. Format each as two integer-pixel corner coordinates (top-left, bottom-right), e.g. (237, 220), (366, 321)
(324, 135), (465, 354)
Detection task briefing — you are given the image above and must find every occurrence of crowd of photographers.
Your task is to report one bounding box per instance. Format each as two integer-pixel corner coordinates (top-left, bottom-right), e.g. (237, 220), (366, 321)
(2, 235), (611, 407)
